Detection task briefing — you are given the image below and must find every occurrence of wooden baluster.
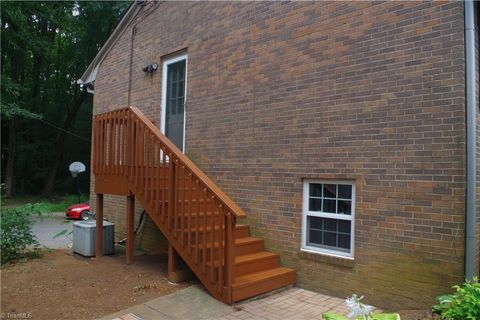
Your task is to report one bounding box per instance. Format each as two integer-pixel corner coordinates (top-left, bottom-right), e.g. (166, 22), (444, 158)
(133, 119), (137, 188)
(161, 148), (166, 223)
(156, 142), (161, 218)
(135, 120), (140, 189)
(209, 194), (215, 283)
(150, 135), (154, 205)
(225, 212), (234, 304)
(170, 159), (177, 232)
(180, 165), (185, 246)
(148, 133), (152, 203)
(109, 118), (114, 175)
(195, 180), (200, 264)
(218, 203), (224, 290)
(100, 118), (104, 175)
(140, 125), (145, 192)
(114, 117), (118, 176)
(93, 119), (97, 174)
(126, 113), (132, 184)
(121, 113), (126, 176)
(187, 172), (192, 255)
(202, 188), (207, 273)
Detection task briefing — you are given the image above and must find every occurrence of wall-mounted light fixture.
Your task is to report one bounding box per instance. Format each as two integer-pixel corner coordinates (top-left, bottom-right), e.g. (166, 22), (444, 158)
(143, 63), (158, 74)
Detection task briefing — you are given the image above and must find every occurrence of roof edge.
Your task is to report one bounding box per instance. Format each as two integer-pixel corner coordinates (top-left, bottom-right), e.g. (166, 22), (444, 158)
(77, 2), (142, 86)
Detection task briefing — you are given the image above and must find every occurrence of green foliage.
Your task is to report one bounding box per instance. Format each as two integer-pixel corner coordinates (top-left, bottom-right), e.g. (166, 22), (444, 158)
(432, 277), (480, 320)
(3, 194), (88, 214)
(0, 206), (39, 264)
(1, 1), (130, 195)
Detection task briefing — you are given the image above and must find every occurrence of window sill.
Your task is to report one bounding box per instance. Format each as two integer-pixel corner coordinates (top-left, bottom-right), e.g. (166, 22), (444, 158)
(299, 249), (355, 268)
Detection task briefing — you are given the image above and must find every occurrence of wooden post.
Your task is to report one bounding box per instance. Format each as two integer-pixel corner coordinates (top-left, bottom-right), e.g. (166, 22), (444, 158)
(168, 242), (193, 283)
(95, 193), (104, 257)
(126, 194), (135, 264)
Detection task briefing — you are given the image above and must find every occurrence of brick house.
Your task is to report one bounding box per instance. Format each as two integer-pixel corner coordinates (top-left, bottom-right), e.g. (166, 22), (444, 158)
(79, 1), (479, 309)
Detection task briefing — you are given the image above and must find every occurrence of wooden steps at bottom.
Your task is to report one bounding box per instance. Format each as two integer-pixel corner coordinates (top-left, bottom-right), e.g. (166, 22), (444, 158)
(232, 267), (296, 301)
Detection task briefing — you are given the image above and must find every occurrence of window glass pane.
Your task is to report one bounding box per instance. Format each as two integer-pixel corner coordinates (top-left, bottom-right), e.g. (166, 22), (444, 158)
(178, 98), (184, 114)
(338, 184), (352, 199)
(323, 199), (336, 213)
(309, 183), (322, 197)
(337, 200), (351, 215)
(308, 230), (322, 246)
(309, 198), (321, 212)
(178, 64), (185, 81)
(324, 218), (337, 232)
(338, 234), (350, 249)
(170, 99), (176, 114)
(323, 184), (337, 198)
(172, 82), (177, 97)
(338, 220), (351, 233)
(323, 231), (336, 247)
(308, 216), (323, 229)
(178, 80), (184, 97)
(172, 66), (178, 81)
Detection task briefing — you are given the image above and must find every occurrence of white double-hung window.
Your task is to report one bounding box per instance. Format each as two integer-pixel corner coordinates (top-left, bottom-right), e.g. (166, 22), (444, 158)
(302, 180), (355, 258)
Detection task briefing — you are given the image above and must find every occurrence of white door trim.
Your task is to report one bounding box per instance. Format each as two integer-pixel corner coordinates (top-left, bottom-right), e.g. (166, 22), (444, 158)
(160, 53), (188, 152)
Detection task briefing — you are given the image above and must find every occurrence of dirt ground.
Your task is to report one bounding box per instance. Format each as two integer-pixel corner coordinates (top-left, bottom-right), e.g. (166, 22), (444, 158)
(1, 249), (191, 320)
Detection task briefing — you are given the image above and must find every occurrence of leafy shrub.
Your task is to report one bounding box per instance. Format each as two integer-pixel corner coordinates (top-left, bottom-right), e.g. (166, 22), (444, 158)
(432, 277), (480, 320)
(1, 205), (39, 264)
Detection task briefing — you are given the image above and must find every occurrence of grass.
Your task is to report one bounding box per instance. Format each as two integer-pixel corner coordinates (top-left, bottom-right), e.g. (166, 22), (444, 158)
(1, 194), (89, 213)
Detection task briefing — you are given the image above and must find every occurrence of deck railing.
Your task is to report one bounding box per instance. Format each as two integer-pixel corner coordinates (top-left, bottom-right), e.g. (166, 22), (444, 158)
(92, 106), (246, 303)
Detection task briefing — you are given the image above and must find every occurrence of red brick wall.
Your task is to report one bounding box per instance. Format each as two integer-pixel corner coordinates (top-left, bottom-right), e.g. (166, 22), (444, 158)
(90, 1), (469, 308)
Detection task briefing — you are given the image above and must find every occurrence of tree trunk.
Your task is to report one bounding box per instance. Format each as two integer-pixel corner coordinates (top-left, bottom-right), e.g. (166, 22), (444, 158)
(5, 117), (16, 197)
(42, 89), (88, 196)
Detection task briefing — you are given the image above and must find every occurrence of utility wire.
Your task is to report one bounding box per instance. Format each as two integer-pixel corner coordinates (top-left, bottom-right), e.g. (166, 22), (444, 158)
(36, 117), (90, 142)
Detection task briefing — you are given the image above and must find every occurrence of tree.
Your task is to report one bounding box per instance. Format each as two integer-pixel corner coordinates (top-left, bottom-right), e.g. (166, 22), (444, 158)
(1, 1), (130, 196)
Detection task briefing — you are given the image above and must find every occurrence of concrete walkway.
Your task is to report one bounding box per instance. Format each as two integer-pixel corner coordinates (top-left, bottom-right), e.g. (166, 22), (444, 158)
(100, 285), (378, 320)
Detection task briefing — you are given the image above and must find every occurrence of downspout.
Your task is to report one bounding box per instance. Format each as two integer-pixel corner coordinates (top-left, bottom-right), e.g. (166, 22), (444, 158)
(464, 0), (477, 280)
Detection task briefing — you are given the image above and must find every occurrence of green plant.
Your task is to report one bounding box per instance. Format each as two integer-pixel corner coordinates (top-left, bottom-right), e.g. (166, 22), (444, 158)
(0, 205), (40, 264)
(432, 277), (480, 320)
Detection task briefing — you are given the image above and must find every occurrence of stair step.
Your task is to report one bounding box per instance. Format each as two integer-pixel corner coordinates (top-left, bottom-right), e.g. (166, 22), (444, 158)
(191, 237), (264, 257)
(235, 237), (264, 255)
(180, 224), (249, 238)
(232, 267), (296, 302)
(235, 251), (280, 277)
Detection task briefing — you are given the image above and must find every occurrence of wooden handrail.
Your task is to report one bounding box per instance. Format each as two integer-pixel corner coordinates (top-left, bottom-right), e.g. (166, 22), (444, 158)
(129, 106), (246, 218)
(93, 106), (246, 219)
(92, 106), (244, 303)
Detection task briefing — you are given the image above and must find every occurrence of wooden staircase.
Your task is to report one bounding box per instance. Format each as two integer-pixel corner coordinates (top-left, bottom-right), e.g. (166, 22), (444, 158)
(92, 106), (295, 303)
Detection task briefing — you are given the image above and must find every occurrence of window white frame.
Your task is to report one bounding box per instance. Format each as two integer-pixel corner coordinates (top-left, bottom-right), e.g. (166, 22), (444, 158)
(301, 180), (355, 259)
(160, 53), (188, 153)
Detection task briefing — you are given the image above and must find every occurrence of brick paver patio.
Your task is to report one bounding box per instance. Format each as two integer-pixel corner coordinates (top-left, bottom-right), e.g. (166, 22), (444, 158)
(215, 287), (377, 320)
